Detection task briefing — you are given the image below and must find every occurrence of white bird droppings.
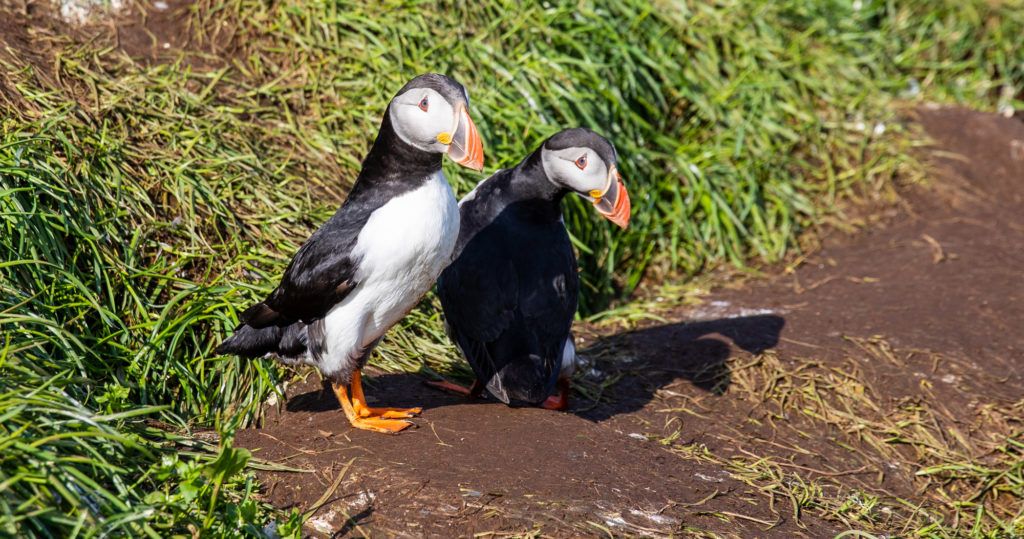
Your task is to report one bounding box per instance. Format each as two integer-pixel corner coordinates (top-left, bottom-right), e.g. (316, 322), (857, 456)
(306, 510), (338, 535)
(60, 0), (126, 24)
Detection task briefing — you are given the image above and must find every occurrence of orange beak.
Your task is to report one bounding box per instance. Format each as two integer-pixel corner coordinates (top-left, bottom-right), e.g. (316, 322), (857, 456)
(594, 168), (630, 229)
(446, 105), (484, 171)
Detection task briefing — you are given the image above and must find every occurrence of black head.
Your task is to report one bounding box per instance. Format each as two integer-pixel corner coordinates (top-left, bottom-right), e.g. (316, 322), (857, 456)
(544, 128), (618, 169)
(395, 73), (472, 111)
(539, 128), (630, 228)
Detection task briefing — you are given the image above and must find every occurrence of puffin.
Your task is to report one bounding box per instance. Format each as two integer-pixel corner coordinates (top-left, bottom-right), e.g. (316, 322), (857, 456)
(432, 128), (629, 409)
(216, 73), (484, 433)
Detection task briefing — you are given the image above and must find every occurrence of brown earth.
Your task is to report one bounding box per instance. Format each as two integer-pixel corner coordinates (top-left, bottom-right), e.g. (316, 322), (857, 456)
(114, 0), (201, 63)
(235, 107), (1024, 538)
(0, 0), (235, 108)
(112, 0), (241, 67)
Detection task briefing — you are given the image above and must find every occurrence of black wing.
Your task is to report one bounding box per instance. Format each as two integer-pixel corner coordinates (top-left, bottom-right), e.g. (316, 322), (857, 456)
(438, 215), (578, 405)
(239, 202), (374, 328)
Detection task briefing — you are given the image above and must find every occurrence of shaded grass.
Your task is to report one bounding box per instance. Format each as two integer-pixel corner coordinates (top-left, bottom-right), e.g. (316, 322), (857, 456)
(0, 0), (1022, 535)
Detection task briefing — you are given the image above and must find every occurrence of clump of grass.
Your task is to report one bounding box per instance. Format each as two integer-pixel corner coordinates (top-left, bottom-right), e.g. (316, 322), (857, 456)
(0, 364), (302, 537)
(0, 0), (1022, 535)
(216, 0), (1023, 310)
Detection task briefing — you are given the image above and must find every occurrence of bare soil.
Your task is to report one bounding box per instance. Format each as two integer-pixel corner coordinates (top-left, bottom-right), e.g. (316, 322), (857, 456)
(0, 0), (233, 107)
(235, 107), (1024, 537)
(114, 0), (200, 63)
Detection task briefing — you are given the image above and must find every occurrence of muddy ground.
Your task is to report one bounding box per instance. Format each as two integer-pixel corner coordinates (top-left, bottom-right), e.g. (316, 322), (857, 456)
(234, 108), (1024, 538)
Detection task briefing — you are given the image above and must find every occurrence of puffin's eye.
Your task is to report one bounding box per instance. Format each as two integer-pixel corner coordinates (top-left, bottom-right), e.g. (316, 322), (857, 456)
(574, 154), (588, 170)
(418, 96), (429, 112)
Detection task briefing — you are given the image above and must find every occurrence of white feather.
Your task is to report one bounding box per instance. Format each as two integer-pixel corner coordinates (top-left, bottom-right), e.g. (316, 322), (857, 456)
(541, 145), (610, 195)
(559, 337), (577, 379)
(315, 171), (460, 376)
(389, 88), (455, 153)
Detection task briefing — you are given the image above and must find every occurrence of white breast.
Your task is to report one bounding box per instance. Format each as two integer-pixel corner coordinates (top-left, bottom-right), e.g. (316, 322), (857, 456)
(316, 171), (460, 376)
(352, 170), (460, 283)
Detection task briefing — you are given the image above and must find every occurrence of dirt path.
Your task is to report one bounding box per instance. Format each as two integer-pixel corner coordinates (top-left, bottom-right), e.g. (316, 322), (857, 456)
(237, 107), (1024, 537)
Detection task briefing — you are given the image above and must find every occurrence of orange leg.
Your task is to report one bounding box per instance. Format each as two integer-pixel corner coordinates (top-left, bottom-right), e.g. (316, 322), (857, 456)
(541, 378), (571, 411)
(332, 380), (413, 434)
(425, 378), (484, 398)
(350, 370), (422, 419)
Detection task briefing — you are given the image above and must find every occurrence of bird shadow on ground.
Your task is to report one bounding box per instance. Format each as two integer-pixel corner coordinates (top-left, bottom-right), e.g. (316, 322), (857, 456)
(284, 314), (785, 421)
(574, 314), (785, 421)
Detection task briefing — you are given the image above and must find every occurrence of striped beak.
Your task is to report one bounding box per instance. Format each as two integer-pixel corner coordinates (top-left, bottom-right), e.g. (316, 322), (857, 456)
(593, 166), (630, 229)
(446, 104), (484, 171)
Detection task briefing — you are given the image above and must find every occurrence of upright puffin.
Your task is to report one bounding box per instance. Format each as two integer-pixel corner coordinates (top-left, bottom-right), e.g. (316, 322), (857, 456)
(217, 73), (484, 433)
(433, 128), (629, 409)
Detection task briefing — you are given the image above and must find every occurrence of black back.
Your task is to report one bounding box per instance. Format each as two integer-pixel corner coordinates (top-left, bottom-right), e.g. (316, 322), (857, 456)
(438, 149), (578, 405)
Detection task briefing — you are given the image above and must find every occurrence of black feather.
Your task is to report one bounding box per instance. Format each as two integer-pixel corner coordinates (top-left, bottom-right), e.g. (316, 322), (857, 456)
(306, 319), (326, 362)
(239, 302), (281, 328)
(438, 144), (580, 406)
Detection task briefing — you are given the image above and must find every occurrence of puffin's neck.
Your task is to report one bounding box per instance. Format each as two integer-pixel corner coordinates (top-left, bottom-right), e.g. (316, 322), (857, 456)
(357, 111), (443, 188)
(503, 150), (567, 222)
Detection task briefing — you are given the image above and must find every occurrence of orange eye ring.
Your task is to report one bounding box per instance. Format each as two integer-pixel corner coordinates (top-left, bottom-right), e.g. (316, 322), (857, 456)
(575, 155), (587, 170)
(418, 96), (429, 112)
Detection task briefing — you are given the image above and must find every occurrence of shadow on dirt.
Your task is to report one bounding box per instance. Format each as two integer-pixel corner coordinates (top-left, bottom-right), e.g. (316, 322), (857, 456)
(284, 314), (785, 421)
(335, 506), (374, 537)
(576, 314), (785, 421)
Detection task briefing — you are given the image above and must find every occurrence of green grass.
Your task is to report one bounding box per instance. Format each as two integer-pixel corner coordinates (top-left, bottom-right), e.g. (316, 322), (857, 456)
(0, 0), (1022, 535)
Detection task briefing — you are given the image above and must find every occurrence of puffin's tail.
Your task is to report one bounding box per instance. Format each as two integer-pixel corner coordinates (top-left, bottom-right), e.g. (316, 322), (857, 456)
(215, 324), (284, 358)
(485, 354), (560, 406)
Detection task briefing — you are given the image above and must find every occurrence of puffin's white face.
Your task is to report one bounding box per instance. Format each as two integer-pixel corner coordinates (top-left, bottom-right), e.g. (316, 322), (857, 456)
(541, 144), (631, 229)
(388, 86), (484, 171)
(541, 145), (612, 196)
(389, 88), (456, 152)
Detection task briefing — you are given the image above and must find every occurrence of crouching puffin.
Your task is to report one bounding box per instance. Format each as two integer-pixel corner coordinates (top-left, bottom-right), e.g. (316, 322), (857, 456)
(432, 128), (629, 409)
(217, 73), (484, 433)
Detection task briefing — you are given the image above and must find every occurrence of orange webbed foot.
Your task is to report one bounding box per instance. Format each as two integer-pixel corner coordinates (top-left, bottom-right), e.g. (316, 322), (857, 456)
(541, 379), (571, 411)
(350, 370), (422, 420)
(332, 372), (418, 434)
(349, 416), (414, 434)
(425, 378), (485, 399)
(541, 395), (568, 410)
(425, 379), (474, 396)
(355, 405), (423, 419)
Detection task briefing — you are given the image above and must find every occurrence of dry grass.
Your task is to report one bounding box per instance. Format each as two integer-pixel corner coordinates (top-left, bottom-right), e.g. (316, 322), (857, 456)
(632, 336), (1024, 536)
